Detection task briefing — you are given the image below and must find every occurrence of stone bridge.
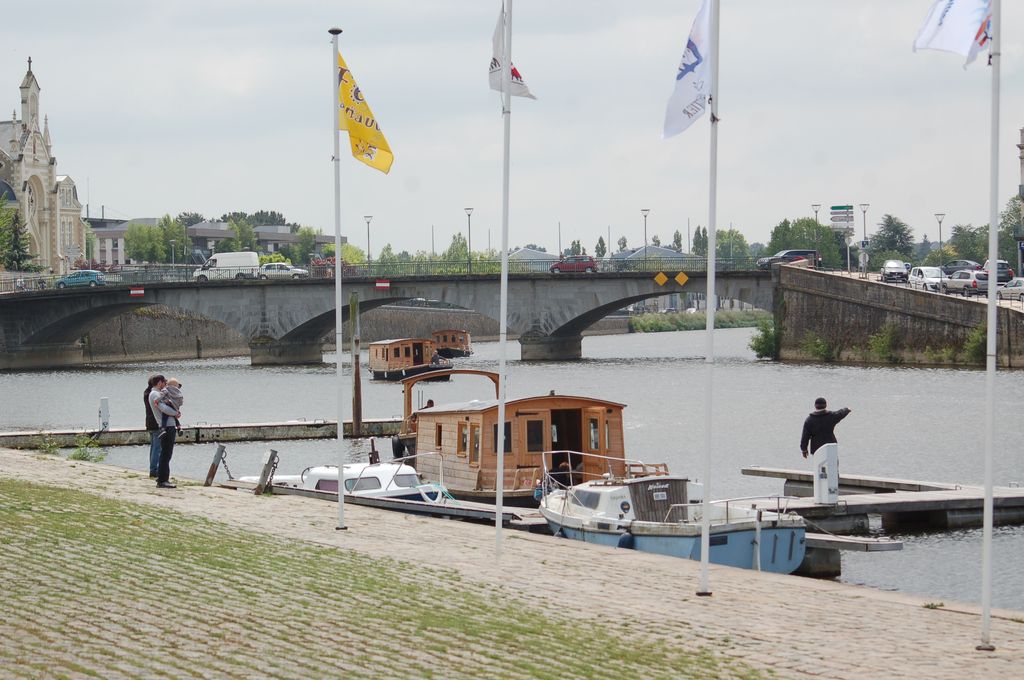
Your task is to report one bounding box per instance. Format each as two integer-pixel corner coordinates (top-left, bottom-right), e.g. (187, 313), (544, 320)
(0, 271), (773, 369)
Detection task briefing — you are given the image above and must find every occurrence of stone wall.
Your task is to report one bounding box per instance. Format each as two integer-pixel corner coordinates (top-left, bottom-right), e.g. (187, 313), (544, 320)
(82, 305), (630, 363)
(776, 267), (1024, 367)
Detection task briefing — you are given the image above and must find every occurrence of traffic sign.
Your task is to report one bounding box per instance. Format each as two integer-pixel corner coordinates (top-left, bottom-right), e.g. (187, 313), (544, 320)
(831, 205), (853, 210)
(654, 272), (668, 286)
(674, 272), (689, 286)
(831, 215), (854, 223)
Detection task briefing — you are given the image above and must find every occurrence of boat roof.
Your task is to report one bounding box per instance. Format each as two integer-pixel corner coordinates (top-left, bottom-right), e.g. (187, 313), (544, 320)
(420, 393), (626, 414)
(369, 338), (434, 346)
(432, 329), (469, 334)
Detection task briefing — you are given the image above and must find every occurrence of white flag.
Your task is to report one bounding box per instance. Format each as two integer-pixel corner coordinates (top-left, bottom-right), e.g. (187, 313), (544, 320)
(489, 4), (536, 100)
(913, 0), (992, 67)
(663, 0), (712, 139)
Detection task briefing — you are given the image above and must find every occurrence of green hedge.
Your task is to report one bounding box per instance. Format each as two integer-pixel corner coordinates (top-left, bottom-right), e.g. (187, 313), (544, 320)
(630, 309), (770, 333)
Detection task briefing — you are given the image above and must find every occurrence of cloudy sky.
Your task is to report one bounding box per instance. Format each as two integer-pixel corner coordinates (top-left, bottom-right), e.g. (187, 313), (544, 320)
(4, 1), (1022, 255)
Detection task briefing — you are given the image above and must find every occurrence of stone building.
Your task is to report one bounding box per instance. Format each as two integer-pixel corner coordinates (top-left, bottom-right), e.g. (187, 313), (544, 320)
(0, 58), (86, 273)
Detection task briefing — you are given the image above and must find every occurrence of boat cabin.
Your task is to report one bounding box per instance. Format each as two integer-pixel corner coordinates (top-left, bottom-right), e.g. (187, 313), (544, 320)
(411, 392), (627, 505)
(368, 338), (450, 380)
(431, 329), (473, 358)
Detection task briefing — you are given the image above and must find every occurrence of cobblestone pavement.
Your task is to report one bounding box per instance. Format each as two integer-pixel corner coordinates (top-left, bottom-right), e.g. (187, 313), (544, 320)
(2, 448), (1023, 679)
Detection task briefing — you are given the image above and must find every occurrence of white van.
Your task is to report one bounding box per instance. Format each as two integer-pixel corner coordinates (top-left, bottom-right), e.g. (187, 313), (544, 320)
(193, 251), (260, 282)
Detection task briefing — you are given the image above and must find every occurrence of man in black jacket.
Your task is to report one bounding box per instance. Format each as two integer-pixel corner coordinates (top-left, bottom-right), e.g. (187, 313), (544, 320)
(144, 375), (163, 478)
(800, 397), (851, 459)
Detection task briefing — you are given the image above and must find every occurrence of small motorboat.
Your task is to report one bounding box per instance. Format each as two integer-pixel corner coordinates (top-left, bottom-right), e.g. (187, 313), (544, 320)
(538, 451), (807, 574)
(241, 460), (447, 503)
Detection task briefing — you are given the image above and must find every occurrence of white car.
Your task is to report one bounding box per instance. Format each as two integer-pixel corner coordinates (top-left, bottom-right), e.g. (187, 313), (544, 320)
(908, 266), (945, 293)
(259, 263), (309, 279)
(997, 277), (1024, 301)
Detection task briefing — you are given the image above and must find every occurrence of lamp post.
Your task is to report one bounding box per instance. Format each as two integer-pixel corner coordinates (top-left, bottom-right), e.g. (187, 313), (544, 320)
(934, 213), (945, 259)
(859, 203), (870, 242)
(811, 204), (821, 268)
(464, 207), (473, 273)
(169, 240), (176, 266)
(363, 215), (372, 264)
(641, 208), (650, 269)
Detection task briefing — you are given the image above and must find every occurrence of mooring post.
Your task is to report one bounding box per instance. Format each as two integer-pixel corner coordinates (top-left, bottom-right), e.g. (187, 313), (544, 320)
(203, 443), (226, 486)
(254, 449), (278, 495)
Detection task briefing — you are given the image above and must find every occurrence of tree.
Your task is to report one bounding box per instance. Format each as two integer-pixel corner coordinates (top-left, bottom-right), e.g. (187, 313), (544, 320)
(291, 227), (320, 264)
(523, 243), (547, 252)
(998, 195), (1022, 263)
(715, 228), (749, 259)
(672, 230), (682, 252)
(869, 214), (914, 258)
(175, 211), (206, 227)
(617, 236), (628, 252)
(947, 224), (985, 263)
(228, 218), (257, 252)
(158, 214), (187, 263)
(0, 208), (36, 271)
(764, 217), (843, 268)
(569, 239), (582, 255)
(914, 235), (932, 262)
(124, 222), (165, 262)
(595, 236), (607, 258)
(692, 226), (707, 256)
(442, 233), (468, 261)
(650, 234), (661, 247)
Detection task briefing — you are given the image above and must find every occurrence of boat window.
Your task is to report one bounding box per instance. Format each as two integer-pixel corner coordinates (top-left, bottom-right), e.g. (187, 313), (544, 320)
(526, 420), (544, 452)
(457, 423), (468, 457)
(435, 423), (443, 447)
(605, 420), (610, 451)
(345, 477), (382, 491)
(393, 474), (420, 488)
(393, 348), (400, 358)
(404, 346), (411, 357)
(589, 417), (600, 450)
(469, 424), (481, 465)
(573, 489), (602, 510)
(492, 422), (512, 453)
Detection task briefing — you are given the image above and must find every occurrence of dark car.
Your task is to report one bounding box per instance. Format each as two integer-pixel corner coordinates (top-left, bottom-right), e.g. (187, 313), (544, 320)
(756, 249), (821, 270)
(940, 259), (982, 276)
(983, 259), (1014, 284)
(550, 255), (596, 273)
(880, 259), (908, 283)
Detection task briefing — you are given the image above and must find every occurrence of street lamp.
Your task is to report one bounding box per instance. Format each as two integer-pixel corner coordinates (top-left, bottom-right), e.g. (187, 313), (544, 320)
(464, 208), (473, 273)
(811, 204), (821, 268)
(934, 213), (945, 258)
(641, 208), (650, 268)
(364, 215), (372, 263)
(859, 203), (870, 242)
(169, 239), (176, 266)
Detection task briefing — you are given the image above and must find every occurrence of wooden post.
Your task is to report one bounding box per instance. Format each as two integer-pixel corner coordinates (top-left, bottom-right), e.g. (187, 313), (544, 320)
(350, 292), (362, 437)
(254, 449), (278, 495)
(204, 443), (226, 486)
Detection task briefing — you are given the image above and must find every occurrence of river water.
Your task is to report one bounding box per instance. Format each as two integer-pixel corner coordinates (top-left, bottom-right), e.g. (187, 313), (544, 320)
(2, 328), (1022, 610)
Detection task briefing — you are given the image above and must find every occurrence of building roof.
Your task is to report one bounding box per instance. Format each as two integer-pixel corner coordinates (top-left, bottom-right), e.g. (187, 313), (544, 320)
(625, 245), (686, 260)
(509, 247), (557, 260)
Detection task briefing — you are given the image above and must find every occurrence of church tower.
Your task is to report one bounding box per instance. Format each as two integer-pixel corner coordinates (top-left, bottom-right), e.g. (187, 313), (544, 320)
(19, 57), (41, 129)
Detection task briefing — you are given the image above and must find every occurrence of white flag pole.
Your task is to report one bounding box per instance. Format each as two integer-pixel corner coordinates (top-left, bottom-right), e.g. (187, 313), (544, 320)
(494, 0), (513, 555)
(697, 0), (720, 598)
(329, 27), (347, 530)
(978, 0), (1000, 652)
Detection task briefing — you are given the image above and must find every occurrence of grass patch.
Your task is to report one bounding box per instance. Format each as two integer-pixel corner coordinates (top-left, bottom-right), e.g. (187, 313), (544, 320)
(630, 309), (769, 333)
(35, 433), (60, 455)
(0, 479), (764, 679)
(924, 602), (945, 610)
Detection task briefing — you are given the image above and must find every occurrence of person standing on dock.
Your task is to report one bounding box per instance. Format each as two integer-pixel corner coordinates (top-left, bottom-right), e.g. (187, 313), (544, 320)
(144, 375), (163, 478)
(148, 375), (180, 489)
(800, 397), (851, 459)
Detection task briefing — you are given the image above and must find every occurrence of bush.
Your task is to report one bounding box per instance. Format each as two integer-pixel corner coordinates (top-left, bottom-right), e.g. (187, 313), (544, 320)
(629, 309), (769, 333)
(962, 325), (986, 364)
(748, 318), (780, 359)
(868, 322), (902, 364)
(68, 435), (107, 462)
(800, 331), (835, 362)
(36, 434), (60, 455)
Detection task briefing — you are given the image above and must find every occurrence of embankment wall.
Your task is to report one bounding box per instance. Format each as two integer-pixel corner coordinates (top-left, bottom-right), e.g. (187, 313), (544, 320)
(776, 267), (1024, 367)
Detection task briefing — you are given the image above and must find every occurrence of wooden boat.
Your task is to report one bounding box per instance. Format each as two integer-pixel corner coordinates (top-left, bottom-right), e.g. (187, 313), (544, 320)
(367, 338), (452, 381)
(538, 451), (807, 574)
(431, 329), (473, 358)
(392, 369), (628, 507)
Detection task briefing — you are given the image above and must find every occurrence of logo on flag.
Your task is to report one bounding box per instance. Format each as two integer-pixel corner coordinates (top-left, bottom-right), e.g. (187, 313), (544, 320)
(489, 3), (536, 100)
(337, 51), (394, 173)
(913, 0), (992, 67)
(663, 0), (712, 139)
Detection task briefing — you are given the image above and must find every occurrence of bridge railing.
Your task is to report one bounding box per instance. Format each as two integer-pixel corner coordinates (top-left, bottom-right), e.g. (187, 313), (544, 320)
(0, 257), (764, 295)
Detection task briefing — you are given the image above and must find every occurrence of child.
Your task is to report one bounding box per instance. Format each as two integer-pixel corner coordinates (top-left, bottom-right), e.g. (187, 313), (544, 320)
(159, 378), (184, 432)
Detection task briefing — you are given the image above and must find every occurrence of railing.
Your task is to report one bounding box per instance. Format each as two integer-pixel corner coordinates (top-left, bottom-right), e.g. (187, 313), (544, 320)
(0, 257), (764, 296)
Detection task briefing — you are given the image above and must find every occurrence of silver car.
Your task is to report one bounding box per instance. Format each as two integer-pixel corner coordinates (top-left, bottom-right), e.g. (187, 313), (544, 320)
(997, 277), (1024, 301)
(259, 263), (309, 280)
(908, 266), (945, 292)
(943, 269), (988, 297)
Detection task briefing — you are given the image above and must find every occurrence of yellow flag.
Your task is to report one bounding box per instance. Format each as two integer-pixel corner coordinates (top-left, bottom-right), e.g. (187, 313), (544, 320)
(337, 51), (393, 174)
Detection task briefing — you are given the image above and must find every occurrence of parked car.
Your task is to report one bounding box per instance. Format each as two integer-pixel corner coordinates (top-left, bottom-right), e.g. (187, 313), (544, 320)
(55, 270), (106, 289)
(943, 269), (989, 297)
(997, 277), (1024, 301)
(550, 255), (596, 273)
(756, 249), (821, 270)
(908, 266), (945, 292)
(880, 259), (908, 283)
(259, 263), (309, 279)
(982, 259), (1014, 284)
(940, 259), (982, 276)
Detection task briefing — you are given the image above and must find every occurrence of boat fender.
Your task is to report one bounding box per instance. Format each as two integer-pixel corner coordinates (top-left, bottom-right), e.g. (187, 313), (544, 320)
(617, 532), (635, 550)
(391, 435), (406, 458)
(552, 527), (564, 538)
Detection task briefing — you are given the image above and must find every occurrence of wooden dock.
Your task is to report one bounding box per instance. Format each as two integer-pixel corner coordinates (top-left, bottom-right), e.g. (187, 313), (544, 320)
(0, 418), (402, 449)
(743, 466), (1024, 533)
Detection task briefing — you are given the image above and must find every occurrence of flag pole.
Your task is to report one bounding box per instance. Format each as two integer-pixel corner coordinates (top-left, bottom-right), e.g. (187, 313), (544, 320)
(978, 0), (1001, 652)
(329, 27), (347, 531)
(494, 0), (513, 555)
(696, 0), (720, 598)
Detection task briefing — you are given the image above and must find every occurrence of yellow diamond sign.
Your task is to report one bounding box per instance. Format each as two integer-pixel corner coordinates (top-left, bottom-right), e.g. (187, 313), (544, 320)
(654, 272), (668, 286)
(674, 272), (689, 286)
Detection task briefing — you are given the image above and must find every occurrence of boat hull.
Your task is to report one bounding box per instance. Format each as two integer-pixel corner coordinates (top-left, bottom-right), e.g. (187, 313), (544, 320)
(436, 348), (472, 359)
(371, 365), (452, 382)
(545, 519), (805, 574)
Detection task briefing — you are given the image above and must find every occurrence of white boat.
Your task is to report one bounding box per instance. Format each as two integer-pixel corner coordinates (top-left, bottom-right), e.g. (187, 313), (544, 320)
(538, 451), (807, 574)
(241, 459), (447, 503)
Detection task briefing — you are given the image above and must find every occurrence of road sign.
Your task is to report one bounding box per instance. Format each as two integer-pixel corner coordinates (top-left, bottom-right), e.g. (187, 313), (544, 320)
(860, 240), (870, 249)
(653, 272), (668, 286)
(674, 272), (689, 286)
(831, 205), (853, 210)
(831, 215), (854, 223)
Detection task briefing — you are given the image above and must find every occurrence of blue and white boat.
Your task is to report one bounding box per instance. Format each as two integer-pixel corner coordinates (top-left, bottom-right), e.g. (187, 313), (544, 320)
(242, 460), (447, 503)
(538, 453), (806, 574)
